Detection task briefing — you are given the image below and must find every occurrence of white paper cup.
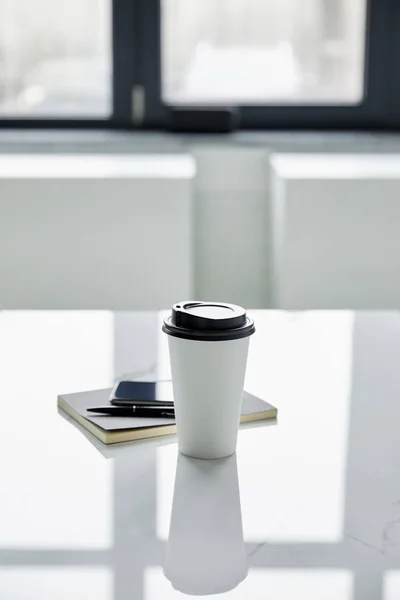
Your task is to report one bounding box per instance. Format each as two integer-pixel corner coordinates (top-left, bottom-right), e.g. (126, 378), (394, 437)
(164, 453), (247, 595)
(163, 302), (255, 459)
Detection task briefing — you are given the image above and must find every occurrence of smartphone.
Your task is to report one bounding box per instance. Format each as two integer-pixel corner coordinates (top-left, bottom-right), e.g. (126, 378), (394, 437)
(110, 380), (174, 406)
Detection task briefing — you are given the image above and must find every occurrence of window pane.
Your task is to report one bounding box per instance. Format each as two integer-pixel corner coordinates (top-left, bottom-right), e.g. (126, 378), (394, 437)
(162, 0), (367, 105)
(0, 0), (111, 117)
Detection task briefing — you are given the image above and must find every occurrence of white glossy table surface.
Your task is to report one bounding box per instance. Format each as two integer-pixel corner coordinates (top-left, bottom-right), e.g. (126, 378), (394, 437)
(1, 310), (400, 599)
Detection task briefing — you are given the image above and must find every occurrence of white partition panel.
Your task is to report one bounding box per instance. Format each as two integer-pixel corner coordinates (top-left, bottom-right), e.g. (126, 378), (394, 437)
(270, 154), (400, 309)
(0, 155), (194, 309)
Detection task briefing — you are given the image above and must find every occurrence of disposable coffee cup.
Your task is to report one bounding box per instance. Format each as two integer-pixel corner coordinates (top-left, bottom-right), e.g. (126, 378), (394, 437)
(162, 301), (255, 459)
(164, 453), (247, 595)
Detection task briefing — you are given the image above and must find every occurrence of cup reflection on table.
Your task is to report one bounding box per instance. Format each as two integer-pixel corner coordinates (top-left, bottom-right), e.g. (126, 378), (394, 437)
(164, 453), (247, 596)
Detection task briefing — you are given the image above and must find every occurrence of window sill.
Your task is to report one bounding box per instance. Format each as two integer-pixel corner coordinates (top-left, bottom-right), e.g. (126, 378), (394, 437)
(1, 129), (400, 155)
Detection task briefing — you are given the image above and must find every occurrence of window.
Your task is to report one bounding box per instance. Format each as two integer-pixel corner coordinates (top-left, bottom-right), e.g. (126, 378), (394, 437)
(0, 0), (111, 117)
(162, 0), (367, 105)
(0, 0), (398, 130)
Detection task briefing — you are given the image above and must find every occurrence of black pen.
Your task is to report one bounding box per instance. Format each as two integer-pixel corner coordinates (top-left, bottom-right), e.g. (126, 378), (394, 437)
(87, 405), (175, 418)
(111, 399), (174, 408)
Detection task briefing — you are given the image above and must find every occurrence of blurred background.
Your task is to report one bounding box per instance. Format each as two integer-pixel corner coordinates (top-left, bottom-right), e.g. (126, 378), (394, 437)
(0, 0), (365, 114)
(0, 0), (399, 311)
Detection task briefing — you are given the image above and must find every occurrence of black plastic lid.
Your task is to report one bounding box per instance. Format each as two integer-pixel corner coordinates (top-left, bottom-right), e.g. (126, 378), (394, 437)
(162, 301), (255, 341)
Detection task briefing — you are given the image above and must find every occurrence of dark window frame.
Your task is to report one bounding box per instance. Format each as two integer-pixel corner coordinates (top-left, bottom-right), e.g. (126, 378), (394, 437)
(0, 0), (398, 131)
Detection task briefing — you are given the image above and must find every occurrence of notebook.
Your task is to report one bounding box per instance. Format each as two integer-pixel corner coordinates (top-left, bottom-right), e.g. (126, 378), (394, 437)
(58, 386), (277, 445)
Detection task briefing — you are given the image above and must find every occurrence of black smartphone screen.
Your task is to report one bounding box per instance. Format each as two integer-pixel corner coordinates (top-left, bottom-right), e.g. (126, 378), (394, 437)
(110, 381), (173, 405)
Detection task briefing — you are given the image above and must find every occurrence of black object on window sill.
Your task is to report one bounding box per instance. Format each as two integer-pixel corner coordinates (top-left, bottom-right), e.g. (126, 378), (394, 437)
(167, 107), (239, 134)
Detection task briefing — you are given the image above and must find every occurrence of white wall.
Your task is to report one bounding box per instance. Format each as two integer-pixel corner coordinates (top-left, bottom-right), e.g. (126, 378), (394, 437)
(270, 154), (400, 309)
(193, 146), (270, 307)
(189, 134), (400, 308)
(2, 132), (400, 309)
(0, 155), (194, 309)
